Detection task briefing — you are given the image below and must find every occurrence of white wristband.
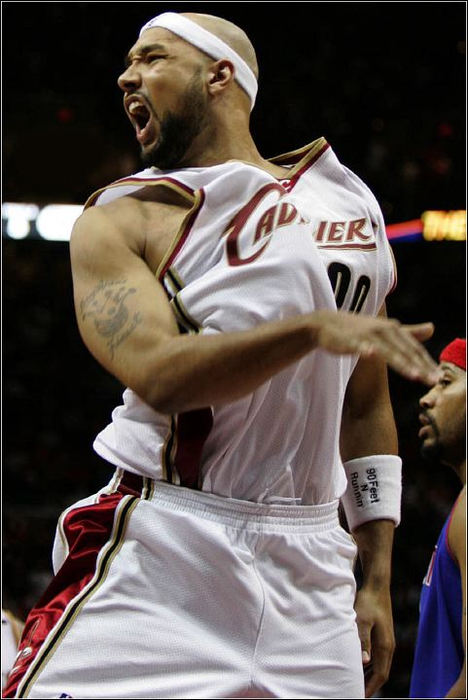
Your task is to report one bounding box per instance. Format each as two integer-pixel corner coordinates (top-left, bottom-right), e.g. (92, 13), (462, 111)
(341, 455), (402, 531)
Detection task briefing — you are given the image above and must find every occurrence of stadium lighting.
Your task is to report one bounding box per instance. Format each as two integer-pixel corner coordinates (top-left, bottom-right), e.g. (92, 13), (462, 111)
(1, 202), (466, 242)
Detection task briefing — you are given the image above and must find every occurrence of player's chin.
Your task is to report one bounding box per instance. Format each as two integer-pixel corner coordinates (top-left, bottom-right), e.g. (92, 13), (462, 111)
(140, 136), (161, 165)
(420, 438), (440, 462)
(419, 435), (431, 452)
(138, 121), (160, 154)
(140, 142), (155, 159)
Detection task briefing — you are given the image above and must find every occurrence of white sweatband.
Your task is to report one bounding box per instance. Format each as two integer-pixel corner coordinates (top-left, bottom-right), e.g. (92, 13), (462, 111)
(139, 12), (258, 111)
(341, 455), (402, 531)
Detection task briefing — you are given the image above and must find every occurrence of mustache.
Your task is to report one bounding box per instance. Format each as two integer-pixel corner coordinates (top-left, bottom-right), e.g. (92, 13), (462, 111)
(420, 410), (440, 438)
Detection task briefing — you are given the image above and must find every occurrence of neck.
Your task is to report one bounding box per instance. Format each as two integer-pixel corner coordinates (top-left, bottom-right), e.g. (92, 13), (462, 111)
(178, 108), (290, 178)
(446, 456), (466, 485)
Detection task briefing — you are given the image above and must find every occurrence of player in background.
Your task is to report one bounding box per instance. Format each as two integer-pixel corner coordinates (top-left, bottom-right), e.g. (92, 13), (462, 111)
(410, 338), (466, 698)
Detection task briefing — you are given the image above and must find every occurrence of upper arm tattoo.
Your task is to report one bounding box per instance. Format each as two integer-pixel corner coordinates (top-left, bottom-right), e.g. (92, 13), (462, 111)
(80, 280), (143, 358)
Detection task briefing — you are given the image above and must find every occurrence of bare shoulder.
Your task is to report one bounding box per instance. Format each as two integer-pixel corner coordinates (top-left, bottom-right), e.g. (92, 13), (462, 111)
(72, 196), (145, 244)
(448, 485), (466, 570)
(72, 187), (192, 272)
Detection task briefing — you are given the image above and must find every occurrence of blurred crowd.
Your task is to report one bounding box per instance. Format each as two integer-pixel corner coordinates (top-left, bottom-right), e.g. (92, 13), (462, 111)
(2, 2), (465, 697)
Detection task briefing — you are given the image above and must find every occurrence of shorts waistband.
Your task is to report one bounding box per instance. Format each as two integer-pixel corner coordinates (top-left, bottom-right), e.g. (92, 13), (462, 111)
(110, 469), (340, 533)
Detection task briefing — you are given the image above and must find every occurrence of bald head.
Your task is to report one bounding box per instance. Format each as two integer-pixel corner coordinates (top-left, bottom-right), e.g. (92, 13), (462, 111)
(181, 13), (258, 79)
(138, 12), (259, 110)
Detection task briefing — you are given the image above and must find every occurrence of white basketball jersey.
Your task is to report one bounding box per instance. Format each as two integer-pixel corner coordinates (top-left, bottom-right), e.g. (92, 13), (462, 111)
(85, 138), (395, 505)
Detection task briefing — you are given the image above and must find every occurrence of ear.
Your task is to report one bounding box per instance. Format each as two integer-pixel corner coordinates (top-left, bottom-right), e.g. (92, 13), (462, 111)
(207, 59), (235, 98)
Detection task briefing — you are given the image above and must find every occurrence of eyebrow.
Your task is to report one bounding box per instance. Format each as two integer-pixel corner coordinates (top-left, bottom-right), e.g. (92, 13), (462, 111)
(440, 363), (461, 377)
(124, 42), (168, 67)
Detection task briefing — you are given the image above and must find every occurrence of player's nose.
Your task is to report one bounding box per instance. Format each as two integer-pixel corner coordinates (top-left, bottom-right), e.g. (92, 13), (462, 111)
(118, 64), (142, 92)
(419, 386), (436, 409)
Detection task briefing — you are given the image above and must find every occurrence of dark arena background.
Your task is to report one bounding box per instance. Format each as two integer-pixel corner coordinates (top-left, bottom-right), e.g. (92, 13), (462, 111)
(2, 2), (466, 697)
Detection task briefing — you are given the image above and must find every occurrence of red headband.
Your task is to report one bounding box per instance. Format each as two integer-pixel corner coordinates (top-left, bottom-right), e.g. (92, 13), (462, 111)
(439, 338), (466, 371)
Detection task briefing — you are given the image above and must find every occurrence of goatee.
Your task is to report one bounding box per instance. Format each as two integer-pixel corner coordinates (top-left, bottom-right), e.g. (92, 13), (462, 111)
(420, 412), (442, 462)
(142, 68), (208, 170)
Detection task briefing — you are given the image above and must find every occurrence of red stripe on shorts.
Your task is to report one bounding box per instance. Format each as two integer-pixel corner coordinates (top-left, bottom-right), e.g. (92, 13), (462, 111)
(3, 491), (129, 698)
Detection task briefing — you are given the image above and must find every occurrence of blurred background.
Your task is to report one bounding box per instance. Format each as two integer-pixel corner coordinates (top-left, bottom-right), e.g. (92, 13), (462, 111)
(2, 2), (466, 696)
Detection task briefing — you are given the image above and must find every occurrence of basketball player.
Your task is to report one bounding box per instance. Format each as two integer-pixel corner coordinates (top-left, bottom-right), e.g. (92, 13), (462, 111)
(410, 338), (466, 698)
(4, 12), (441, 699)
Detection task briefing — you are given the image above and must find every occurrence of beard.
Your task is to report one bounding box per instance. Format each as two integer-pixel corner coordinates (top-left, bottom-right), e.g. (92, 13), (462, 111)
(420, 438), (442, 463)
(141, 68), (209, 170)
(420, 412), (442, 462)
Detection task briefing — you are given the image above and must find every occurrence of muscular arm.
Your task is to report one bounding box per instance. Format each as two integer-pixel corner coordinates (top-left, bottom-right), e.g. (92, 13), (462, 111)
(340, 303), (399, 698)
(446, 486), (466, 698)
(70, 203), (439, 415)
(71, 202), (316, 411)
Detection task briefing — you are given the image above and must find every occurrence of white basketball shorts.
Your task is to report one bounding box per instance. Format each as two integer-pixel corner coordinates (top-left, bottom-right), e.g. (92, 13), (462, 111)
(5, 469), (364, 699)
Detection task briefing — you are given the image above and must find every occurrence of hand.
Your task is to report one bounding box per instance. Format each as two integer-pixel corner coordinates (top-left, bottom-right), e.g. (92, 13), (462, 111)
(312, 310), (440, 385)
(354, 586), (396, 698)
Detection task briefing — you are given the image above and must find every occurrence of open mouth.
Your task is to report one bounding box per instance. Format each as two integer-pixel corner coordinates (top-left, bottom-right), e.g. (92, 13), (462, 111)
(127, 101), (156, 146)
(418, 413), (435, 440)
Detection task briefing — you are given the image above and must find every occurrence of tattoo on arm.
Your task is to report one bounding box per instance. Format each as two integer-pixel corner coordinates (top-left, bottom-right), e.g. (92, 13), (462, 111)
(80, 280), (143, 358)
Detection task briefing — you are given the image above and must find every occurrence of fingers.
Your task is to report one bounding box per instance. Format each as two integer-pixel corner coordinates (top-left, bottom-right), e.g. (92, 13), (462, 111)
(388, 322), (440, 385)
(358, 628), (385, 699)
(364, 665), (386, 699)
(357, 619), (372, 678)
(359, 628), (394, 698)
(363, 319), (440, 386)
(363, 643), (394, 698)
(314, 312), (441, 385)
(357, 613), (372, 658)
(405, 321), (435, 342)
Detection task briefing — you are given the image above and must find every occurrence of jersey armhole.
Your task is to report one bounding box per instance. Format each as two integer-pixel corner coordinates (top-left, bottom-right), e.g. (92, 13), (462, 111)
(157, 188), (206, 281)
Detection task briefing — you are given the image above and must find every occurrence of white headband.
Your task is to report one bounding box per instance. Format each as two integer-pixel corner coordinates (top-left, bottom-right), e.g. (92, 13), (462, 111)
(139, 12), (257, 110)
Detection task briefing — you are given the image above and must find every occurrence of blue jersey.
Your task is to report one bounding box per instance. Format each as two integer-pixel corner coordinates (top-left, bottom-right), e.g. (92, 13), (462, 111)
(410, 501), (463, 698)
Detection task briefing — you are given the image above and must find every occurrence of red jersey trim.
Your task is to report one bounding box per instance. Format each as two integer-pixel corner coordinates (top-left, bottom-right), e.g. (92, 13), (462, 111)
(287, 142), (331, 191)
(83, 176), (196, 209)
(268, 137), (330, 189)
(5, 493), (140, 698)
(269, 137), (328, 167)
(316, 242), (377, 251)
(157, 189), (206, 281)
